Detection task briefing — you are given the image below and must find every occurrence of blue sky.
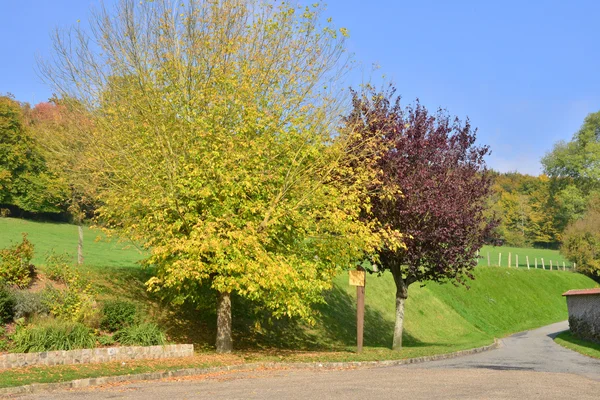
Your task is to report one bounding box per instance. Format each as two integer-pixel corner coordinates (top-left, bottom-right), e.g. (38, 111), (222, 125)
(1, 1), (599, 175)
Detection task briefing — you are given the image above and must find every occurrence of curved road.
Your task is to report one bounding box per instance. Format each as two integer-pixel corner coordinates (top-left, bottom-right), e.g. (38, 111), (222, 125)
(15, 321), (600, 400)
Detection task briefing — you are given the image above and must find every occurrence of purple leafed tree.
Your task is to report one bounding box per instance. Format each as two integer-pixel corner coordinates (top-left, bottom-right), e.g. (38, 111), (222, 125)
(346, 86), (497, 350)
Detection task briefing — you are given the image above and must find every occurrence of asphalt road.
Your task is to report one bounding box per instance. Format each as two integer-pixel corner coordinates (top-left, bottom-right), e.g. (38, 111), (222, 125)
(13, 321), (600, 400)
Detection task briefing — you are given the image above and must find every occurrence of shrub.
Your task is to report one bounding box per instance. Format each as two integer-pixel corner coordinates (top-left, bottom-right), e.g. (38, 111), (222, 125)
(0, 327), (9, 351)
(44, 252), (74, 283)
(0, 233), (35, 288)
(42, 285), (98, 326)
(41, 267), (98, 325)
(98, 334), (116, 346)
(0, 285), (15, 324)
(11, 319), (96, 353)
(12, 291), (49, 320)
(101, 300), (138, 332)
(115, 323), (166, 346)
(561, 209), (600, 276)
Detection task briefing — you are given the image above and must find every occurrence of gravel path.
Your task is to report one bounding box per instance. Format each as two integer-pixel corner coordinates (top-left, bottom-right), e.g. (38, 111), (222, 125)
(14, 321), (600, 400)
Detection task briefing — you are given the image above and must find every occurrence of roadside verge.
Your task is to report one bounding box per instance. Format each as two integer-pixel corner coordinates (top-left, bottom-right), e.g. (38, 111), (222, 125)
(0, 340), (499, 397)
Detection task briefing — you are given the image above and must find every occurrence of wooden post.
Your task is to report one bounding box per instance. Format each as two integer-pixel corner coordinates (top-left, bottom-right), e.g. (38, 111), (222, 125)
(516, 255), (519, 268)
(535, 258), (538, 269)
(574, 262), (577, 271)
(487, 252), (490, 267)
(498, 253), (502, 267)
(550, 260), (553, 270)
(541, 258), (545, 269)
(526, 256), (530, 270)
(77, 225), (84, 265)
(508, 252), (512, 268)
(357, 284), (365, 353)
(349, 268), (366, 353)
(563, 262), (565, 271)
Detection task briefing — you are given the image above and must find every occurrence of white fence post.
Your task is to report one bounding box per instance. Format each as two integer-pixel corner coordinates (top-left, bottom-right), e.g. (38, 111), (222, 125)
(516, 255), (519, 268)
(541, 258), (545, 269)
(526, 256), (530, 270)
(499, 253), (502, 267)
(508, 252), (512, 268)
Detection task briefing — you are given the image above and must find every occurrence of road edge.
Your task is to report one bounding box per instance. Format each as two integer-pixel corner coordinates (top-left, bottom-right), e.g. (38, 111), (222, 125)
(0, 339), (499, 397)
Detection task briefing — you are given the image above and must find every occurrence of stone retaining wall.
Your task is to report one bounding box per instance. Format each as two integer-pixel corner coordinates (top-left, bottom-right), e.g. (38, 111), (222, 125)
(0, 344), (194, 370)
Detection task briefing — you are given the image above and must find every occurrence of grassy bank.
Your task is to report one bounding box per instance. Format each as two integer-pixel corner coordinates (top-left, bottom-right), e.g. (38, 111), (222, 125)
(478, 245), (569, 268)
(0, 217), (144, 268)
(0, 217), (598, 388)
(554, 331), (600, 359)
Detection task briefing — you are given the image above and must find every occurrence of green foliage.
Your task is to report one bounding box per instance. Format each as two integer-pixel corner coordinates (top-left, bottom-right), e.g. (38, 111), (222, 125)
(44, 251), (74, 283)
(41, 268), (98, 325)
(100, 300), (138, 332)
(0, 95), (68, 214)
(97, 334), (116, 346)
(0, 233), (35, 287)
(489, 173), (560, 247)
(542, 110), (600, 184)
(561, 209), (600, 276)
(0, 284), (15, 324)
(11, 319), (96, 353)
(12, 291), (49, 320)
(542, 111), (600, 236)
(115, 323), (166, 346)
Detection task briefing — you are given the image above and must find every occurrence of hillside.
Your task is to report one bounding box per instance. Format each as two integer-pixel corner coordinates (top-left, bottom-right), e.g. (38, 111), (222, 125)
(325, 267), (596, 352)
(1, 217), (597, 355)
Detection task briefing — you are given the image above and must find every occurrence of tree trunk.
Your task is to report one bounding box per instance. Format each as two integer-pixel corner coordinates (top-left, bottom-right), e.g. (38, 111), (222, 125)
(393, 291), (406, 350)
(77, 224), (84, 265)
(390, 265), (409, 351)
(216, 291), (233, 353)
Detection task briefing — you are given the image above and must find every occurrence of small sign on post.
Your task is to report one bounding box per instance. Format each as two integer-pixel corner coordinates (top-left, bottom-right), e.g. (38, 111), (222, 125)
(349, 270), (366, 287)
(349, 269), (366, 353)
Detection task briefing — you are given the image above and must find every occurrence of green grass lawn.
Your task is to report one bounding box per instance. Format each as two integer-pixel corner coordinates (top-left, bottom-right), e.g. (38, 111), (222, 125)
(554, 331), (600, 359)
(0, 217), (145, 268)
(1, 217), (598, 388)
(479, 245), (570, 269)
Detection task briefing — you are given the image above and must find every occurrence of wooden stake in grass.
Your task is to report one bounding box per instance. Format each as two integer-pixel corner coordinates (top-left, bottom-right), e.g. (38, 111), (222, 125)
(574, 262), (577, 271)
(541, 258), (545, 269)
(508, 252), (512, 268)
(516, 254), (519, 268)
(535, 258), (538, 269)
(550, 260), (553, 270)
(563, 262), (566, 271)
(526, 256), (530, 270)
(498, 253), (501, 267)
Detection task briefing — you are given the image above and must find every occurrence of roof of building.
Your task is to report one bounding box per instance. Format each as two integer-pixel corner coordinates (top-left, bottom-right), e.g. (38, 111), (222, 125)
(563, 288), (600, 296)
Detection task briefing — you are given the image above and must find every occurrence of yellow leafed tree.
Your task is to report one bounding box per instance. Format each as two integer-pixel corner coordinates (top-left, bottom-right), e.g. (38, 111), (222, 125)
(40, 0), (386, 352)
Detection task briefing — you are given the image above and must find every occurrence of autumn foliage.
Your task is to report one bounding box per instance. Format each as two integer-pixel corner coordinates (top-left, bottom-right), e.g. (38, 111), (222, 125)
(346, 86), (496, 349)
